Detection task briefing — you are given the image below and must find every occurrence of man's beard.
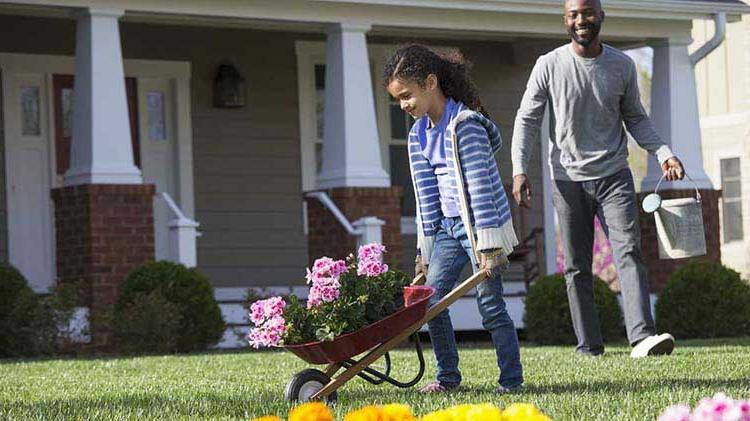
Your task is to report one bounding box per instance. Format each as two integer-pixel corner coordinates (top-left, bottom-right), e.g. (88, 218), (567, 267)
(568, 23), (601, 47)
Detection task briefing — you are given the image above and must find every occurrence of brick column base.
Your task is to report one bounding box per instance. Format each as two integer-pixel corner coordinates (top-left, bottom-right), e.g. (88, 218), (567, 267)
(637, 189), (722, 293)
(306, 187), (403, 268)
(51, 184), (156, 352)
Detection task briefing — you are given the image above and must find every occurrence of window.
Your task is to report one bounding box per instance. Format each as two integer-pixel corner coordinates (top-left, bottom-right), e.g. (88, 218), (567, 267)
(387, 96), (416, 216)
(720, 158), (743, 243)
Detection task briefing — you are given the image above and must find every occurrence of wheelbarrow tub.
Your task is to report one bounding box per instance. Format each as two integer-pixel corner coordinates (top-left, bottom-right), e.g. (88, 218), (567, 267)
(281, 285), (435, 365)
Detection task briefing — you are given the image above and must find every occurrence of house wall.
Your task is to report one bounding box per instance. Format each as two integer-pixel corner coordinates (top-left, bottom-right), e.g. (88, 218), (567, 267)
(0, 14), (554, 287)
(694, 14), (750, 279)
(0, 14), (314, 287)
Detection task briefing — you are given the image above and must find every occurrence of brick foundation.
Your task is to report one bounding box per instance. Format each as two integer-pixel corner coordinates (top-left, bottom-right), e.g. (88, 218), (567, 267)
(51, 184), (156, 352)
(638, 189), (722, 293)
(306, 187), (403, 268)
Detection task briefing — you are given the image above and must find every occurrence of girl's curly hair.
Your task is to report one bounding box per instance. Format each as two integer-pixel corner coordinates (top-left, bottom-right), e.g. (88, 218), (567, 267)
(383, 44), (488, 116)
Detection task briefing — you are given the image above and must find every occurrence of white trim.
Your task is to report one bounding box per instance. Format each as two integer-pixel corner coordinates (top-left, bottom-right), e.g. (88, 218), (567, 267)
(311, 0), (750, 20)
(700, 111), (750, 130)
(401, 216), (417, 235)
(2, 0), (746, 24)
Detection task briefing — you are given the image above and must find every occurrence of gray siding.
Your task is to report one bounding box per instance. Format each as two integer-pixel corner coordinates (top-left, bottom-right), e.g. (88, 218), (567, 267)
(120, 23), (314, 288)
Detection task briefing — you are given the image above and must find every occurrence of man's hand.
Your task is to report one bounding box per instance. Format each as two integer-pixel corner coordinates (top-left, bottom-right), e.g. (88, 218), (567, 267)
(661, 157), (685, 181)
(479, 248), (509, 278)
(513, 174), (532, 209)
(415, 255), (428, 277)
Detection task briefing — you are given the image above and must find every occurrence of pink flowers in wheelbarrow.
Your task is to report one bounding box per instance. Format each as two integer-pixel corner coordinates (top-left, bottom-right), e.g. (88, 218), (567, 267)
(248, 243), (408, 348)
(659, 393), (750, 421)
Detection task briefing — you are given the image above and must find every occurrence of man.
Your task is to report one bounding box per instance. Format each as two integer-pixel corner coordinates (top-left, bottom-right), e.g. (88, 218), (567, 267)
(511, 0), (684, 358)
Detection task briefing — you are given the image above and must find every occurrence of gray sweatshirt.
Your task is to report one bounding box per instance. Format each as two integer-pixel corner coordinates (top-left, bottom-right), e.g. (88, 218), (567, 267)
(511, 43), (673, 181)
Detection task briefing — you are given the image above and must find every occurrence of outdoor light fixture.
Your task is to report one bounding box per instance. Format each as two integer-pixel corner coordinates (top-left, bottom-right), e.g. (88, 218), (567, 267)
(213, 62), (245, 108)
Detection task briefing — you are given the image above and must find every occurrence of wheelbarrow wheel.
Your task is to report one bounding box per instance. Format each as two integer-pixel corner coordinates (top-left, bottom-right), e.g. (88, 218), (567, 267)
(284, 369), (337, 403)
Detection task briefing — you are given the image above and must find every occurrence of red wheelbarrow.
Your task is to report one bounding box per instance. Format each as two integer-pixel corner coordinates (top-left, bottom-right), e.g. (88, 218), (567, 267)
(280, 270), (488, 402)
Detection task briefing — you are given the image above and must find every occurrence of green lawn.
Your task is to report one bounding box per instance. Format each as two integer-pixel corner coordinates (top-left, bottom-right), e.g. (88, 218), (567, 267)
(1, 338), (749, 420)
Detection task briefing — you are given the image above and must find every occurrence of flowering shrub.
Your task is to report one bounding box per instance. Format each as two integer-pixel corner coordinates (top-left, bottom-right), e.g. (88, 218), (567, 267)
(248, 243), (410, 346)
(659, 393), (750, 421)
(252, 402), (551, 421)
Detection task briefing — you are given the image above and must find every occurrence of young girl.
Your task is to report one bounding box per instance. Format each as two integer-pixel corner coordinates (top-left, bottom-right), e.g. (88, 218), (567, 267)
(384, 44), (523, 394)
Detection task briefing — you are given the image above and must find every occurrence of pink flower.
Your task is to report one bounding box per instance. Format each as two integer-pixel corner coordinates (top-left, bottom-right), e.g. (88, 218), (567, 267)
(249, 297), (286, 327)
(306, 278), (341, 308)
(357, 259), (389, 277)
(658, 405), (692, 421)
(358, 243), (386, 262)
(694, 393), (735, 421)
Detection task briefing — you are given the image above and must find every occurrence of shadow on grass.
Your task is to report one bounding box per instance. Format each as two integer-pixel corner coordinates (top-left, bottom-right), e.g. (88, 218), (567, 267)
(1, 390), (292, 418)
(338, 377), (750, 401)
(0, 347), (285, 366)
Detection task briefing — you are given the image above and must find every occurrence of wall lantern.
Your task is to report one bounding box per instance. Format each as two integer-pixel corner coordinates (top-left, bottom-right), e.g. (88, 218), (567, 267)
(213, 62), (246, 108)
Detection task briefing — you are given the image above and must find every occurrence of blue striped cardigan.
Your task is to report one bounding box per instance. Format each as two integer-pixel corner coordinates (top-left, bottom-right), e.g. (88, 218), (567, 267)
(409, 101), (518, 264)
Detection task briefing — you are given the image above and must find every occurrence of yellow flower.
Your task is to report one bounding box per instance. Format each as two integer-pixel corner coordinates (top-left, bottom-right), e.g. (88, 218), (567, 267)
(382, 404), (416, 421)
(344, 405), (383, 421)
(252, 417), (282, 421)
(501, 403), (551, 421)
(289, 402), (334, 421)
(465, 404), (504, 421)
(447, 404), (475, 420)
(420, 408), (453, 421)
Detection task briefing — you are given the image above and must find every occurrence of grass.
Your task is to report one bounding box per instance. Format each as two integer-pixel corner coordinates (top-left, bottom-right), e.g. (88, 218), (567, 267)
(1, 338), (749, 420)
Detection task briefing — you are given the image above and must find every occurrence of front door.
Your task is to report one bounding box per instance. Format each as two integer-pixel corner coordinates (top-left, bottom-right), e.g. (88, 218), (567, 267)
(2, 70), (55, 292)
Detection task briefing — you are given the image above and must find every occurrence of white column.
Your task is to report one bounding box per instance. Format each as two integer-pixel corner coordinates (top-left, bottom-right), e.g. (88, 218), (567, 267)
(641, 39), (713, 192)
(65, 8), (142, 186)
(540, 106), (558, 275)
(353, 216), (385, 247)
(317, 23), (390, 189)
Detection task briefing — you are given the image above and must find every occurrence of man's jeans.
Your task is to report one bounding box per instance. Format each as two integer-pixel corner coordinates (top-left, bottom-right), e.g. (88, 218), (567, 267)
(552, 168), (656, 355)
(425, 216), (523, 388)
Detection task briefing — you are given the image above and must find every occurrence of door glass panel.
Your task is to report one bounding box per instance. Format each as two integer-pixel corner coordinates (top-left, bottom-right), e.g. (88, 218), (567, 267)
(147, 91), (166, 141)
(20, 86), (40, 136)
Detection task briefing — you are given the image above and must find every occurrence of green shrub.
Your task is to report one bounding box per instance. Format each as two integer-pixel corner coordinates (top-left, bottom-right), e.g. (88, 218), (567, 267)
(656, 261), (750, 339)
(113, 291), (182, 354)
(523, 274), (624, 345)
(114, 261), (225, 354)
(0, 264), (77, 358)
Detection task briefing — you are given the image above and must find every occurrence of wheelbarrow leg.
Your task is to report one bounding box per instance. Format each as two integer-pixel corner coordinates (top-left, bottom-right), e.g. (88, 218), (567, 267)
(311, 271), (488, 400)
(324, 363), (341, 377)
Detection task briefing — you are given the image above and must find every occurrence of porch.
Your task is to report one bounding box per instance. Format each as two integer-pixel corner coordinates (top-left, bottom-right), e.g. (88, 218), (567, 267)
(0, 0), (743, 349)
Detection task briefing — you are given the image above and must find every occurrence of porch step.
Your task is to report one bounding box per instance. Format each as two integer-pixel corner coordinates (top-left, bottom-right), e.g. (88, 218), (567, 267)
(213, 283), (527, 349)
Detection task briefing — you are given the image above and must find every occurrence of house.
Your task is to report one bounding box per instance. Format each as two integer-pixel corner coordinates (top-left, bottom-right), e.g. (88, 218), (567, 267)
(694, 11), (750, 279)
(0, 0), (747, 349)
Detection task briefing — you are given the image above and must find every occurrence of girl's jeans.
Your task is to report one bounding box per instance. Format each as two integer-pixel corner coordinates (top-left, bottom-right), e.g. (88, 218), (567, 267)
(425, 216), (523, 389)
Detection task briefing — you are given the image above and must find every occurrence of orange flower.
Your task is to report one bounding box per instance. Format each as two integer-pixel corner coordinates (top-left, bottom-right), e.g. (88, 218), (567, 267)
(344, 405), (382, 421)
(289, 402), (334, 421)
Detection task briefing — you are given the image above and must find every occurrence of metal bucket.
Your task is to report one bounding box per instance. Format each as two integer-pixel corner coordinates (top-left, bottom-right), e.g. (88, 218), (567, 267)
(641, 173), (706, 259)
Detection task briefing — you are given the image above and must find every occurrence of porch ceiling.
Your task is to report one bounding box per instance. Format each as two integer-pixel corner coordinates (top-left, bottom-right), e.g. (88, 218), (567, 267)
(0, 0), (746, 41)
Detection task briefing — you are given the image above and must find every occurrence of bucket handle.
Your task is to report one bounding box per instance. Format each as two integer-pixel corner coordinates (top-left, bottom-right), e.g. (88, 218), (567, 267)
(653, 172), (702, 203)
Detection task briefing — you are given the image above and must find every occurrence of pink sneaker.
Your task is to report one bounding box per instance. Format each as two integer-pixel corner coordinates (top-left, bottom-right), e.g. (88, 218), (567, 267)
(418, 381), (458, 393)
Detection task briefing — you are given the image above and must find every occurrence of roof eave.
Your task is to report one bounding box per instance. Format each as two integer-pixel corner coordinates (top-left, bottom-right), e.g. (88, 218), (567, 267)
(310, 0), (750, 21)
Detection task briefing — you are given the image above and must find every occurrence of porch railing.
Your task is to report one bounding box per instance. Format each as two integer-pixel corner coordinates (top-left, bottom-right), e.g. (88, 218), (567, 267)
(159, 192), (201, 268)
(304, 191), (384, 246)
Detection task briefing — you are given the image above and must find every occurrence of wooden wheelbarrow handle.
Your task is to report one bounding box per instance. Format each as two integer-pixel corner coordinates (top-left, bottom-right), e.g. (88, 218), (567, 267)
(411, 273), (427, 286)
(310, 270), (488, 400)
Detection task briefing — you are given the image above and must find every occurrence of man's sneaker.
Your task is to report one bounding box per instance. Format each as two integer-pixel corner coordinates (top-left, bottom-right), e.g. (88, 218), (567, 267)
(630, 333), (675, 358)
(496, 384), (522, 395)
(418, 381), (458, 393)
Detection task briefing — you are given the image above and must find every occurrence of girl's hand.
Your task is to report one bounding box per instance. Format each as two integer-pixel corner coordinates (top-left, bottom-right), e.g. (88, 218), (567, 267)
(415, 255), (428, 277)
(479, 248), (509, 278)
